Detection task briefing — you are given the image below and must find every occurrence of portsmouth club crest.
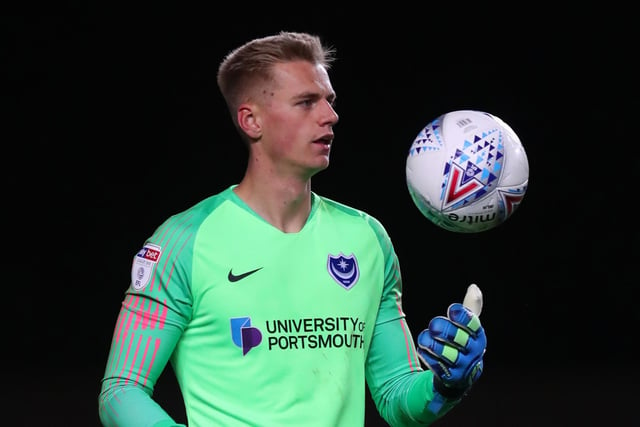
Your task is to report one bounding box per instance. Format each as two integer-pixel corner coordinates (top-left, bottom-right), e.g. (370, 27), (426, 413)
(327, 253), (359, 290)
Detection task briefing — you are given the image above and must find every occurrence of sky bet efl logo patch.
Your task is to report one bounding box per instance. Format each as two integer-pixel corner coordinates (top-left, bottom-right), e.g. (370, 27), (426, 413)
(131, 243), (161, 291)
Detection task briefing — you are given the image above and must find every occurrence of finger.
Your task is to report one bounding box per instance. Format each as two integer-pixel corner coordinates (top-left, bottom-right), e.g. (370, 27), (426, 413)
(416, 347), (450, 379)
(426, 316), (471, 351)
(447, 303), (482, 335)
(417, 329), (458, 367)
(463, 283), (483, 316)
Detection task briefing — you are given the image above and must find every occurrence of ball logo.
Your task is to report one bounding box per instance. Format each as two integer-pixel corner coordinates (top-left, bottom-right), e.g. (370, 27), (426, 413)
(441, 130), (503, 211)
(443, 161), (483, 208)
(499, 190), (525, 217)
(230, 317), (262, 355)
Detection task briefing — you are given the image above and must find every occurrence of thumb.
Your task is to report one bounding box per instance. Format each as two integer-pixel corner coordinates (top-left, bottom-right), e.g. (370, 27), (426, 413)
(463, 284), (483, 316)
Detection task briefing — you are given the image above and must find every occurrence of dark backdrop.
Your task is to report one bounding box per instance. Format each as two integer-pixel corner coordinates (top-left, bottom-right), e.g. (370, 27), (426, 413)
(5, 9), (637, 426)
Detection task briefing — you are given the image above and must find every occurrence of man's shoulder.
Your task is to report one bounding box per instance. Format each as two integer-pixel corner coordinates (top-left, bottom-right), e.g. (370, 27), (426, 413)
(315, 193), (364, 216)
(186, 186), (233, 213)
(314, 193), (385, 228)
(159, 186), (234, 229)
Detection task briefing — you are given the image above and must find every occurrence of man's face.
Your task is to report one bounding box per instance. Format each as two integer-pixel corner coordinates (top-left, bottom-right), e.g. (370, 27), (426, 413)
(252, 60), (339, 179)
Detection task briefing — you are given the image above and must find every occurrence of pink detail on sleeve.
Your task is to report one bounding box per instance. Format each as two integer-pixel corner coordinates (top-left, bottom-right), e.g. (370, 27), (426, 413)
(396, 299), (419, 372)
(136, 299), (166, 330)
(105, 399), (119, 421)
(134, 297), (145, 330)
(154, 218), (181, 249)
(125, 334), (144, 381)
(143, 338), (161, 387)
(106, 308), (127, 376)
(115, 295), (134, 344)
(117, 328), (136, 386)
(156, 245), (176, 292)
(138, 298), (148, 329)
(149, 302), (159, 329)
(112, 299), (137, 376)
(160, 231), (192, 292)
(142, 299), (152, 329)
(125, 294), (134, 307)
(146, 213), (194, 293)
(135, 336), (153, 384)
(158, 302), (168, 329)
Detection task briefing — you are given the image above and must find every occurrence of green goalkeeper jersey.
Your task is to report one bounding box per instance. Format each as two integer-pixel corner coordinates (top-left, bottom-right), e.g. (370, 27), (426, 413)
(99, 185), (458, 427)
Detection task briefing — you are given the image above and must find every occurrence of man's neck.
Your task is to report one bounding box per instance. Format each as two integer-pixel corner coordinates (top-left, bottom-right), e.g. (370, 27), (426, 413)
(233, 175), (312, 233)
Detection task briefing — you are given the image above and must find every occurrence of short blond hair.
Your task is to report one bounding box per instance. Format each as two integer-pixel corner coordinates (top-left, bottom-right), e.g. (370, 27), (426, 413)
(216, 31), (336, 130)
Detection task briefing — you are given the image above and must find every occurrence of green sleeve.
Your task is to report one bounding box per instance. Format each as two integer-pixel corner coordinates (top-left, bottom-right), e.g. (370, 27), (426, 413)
(364, 215), (461, 425)
(366, 319), (460, 426)
(98, 383), (185, 427)
(99, 210), (197, 426)
(98, 291), (188, 426)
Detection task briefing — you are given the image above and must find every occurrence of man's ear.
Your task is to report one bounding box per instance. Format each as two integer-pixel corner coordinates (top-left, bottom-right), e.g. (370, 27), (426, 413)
(237, 103), (262, 139)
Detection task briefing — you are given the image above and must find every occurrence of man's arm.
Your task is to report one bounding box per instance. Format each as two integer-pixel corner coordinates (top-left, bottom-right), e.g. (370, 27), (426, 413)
(364, 217), (486, 425)
(98, 294), (185, 427)
(365, 315), (461, 427)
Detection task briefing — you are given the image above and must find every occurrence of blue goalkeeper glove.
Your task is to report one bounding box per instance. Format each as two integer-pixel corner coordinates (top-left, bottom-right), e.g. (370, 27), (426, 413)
(417, 284), (487, 399)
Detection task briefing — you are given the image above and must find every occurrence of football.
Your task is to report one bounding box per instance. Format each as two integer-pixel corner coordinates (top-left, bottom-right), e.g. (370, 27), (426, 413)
(406, 110), (529, 233)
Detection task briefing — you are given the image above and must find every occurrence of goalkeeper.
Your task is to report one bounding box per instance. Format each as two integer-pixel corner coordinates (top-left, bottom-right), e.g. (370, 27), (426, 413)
(98, 31), (487, 427)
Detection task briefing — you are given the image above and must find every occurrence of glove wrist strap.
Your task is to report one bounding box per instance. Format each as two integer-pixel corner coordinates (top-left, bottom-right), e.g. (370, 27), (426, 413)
(433, 376), (469, 400)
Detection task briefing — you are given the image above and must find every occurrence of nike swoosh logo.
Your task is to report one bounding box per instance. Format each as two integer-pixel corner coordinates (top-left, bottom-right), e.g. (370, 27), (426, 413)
(228, 267), (263, 282)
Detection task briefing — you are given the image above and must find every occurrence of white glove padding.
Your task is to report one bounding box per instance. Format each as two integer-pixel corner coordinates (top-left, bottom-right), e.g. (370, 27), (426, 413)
(462, 283), (483, 315)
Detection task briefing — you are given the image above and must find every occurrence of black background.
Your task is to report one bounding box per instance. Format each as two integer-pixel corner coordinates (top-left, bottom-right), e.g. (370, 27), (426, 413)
(5, 9), (637, 426)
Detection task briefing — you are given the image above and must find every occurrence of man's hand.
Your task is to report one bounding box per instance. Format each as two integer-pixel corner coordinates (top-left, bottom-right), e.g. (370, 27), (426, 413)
(417, 284), (487, 399)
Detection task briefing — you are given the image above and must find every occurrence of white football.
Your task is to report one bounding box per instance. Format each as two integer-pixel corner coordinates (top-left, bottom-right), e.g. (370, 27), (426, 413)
(406, 110), (529, 233)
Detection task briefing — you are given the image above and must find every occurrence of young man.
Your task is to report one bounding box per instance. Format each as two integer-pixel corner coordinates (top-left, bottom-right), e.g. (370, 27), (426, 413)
(98, 31), (487, 427)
